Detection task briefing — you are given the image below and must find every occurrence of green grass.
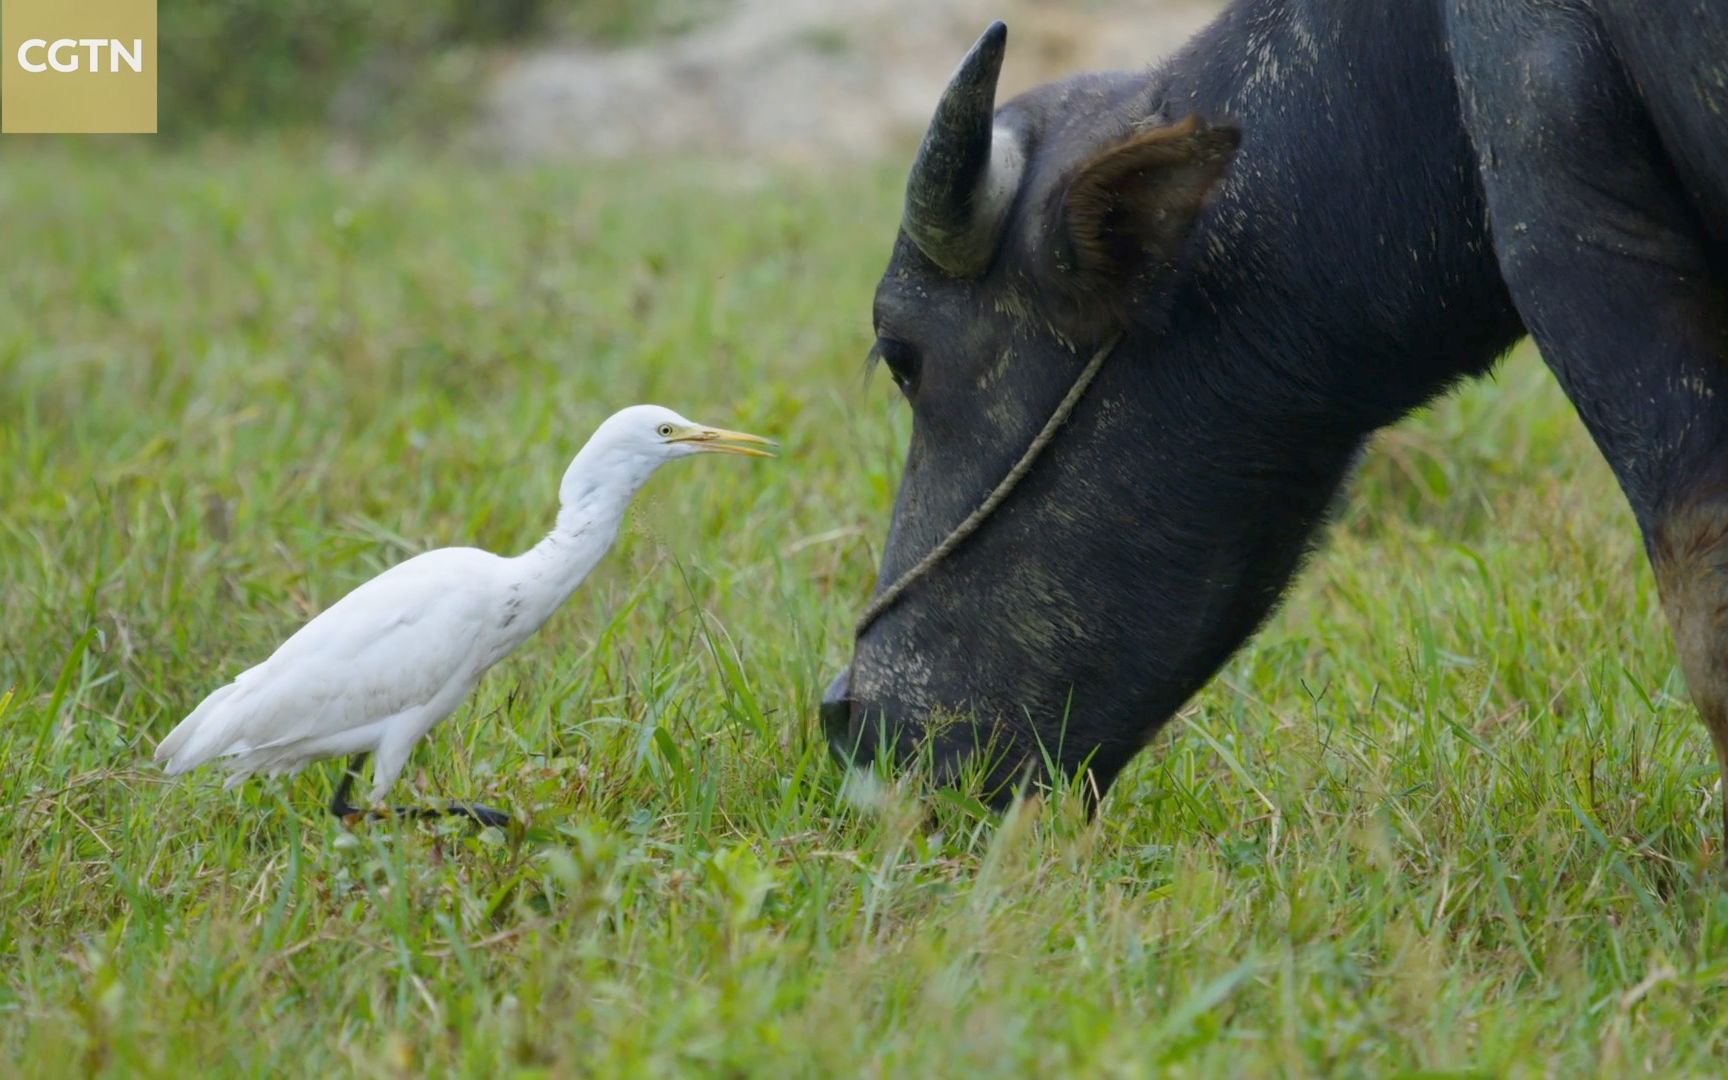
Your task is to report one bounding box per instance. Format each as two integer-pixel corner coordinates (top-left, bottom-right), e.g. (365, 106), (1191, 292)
(4, 140), (1728, 1076)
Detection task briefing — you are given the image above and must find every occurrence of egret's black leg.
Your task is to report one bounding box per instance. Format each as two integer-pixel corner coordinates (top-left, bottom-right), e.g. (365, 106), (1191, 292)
(329, 753), (367, 818)
(327, 754), (509, 828)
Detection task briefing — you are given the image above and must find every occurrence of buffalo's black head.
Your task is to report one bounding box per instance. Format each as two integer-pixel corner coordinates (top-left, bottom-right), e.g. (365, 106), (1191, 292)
(824, 23), (1363, 803)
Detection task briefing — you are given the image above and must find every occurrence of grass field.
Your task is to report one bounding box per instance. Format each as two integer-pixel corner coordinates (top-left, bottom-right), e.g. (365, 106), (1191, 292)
(5, 140), (1728, 1076)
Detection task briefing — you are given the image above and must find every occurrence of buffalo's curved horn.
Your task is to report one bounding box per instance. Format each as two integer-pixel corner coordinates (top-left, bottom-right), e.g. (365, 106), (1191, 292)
(902, 21), (1023, 276)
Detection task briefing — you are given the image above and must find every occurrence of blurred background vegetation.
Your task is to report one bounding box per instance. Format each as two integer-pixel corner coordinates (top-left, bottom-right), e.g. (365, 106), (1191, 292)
(157, 0), (713, 138)
(110, 0), (1224, 161)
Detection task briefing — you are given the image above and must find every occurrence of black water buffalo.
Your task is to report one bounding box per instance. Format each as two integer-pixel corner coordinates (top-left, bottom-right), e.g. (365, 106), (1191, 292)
(821, 3), (1728, 830)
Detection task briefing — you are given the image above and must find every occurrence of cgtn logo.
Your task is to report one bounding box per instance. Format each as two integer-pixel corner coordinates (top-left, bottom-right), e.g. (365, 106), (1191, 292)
(16, 38), (147, 75)
(1, 0), (157, 133)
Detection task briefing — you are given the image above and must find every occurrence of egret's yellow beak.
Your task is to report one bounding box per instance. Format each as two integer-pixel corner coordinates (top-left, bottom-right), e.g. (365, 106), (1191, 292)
(670, 424), (777, 457)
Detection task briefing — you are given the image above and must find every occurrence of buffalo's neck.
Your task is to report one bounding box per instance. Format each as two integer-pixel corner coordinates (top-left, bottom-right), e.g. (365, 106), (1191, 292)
(1159, 0), (1523, 430)
(1080, 0), (1528, 774)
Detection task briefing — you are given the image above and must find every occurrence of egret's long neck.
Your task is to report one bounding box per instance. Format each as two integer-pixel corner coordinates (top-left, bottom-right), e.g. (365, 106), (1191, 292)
(503, 445), (659, 646)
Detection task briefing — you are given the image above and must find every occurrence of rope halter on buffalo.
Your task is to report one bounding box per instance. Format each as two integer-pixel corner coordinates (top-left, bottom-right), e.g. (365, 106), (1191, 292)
(853, 333), (1124, 638)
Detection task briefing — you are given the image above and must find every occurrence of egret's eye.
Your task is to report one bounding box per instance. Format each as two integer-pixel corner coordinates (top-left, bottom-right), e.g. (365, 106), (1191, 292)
(871, 338), (921, 398)
(656, 423), (675, 438)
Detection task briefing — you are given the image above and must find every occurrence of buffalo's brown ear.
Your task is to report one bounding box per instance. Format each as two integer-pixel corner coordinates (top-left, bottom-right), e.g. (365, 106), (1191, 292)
(1058, 115), (1239, 285)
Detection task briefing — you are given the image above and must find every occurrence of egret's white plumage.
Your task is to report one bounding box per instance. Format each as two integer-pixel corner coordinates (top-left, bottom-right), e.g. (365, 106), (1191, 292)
(155, 405), (772, 811)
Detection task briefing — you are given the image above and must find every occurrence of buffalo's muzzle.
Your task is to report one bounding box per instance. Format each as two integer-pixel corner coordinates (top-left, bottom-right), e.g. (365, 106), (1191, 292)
(820, 668), (854, 763)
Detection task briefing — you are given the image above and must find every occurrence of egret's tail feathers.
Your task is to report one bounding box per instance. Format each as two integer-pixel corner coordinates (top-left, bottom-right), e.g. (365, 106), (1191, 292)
(152, 680), (243, 767)
(154, 678), (257, 774)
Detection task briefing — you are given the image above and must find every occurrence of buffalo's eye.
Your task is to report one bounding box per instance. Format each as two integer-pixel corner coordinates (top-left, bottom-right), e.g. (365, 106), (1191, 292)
(873, 338), (921, 397)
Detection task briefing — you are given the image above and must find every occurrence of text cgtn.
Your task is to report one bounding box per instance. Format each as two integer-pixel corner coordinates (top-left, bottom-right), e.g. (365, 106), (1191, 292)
(16, 39), (145, 74)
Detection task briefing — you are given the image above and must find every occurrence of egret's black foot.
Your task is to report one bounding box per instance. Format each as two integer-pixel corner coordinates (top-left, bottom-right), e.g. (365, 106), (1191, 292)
(352, 803), (510, 829)
(443, 802), (510, 829)
(327, 754), (508, 830)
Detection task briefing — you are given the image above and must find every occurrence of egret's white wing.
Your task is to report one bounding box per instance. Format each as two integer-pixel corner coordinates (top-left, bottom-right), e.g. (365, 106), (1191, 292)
(158, 547), (510, 772)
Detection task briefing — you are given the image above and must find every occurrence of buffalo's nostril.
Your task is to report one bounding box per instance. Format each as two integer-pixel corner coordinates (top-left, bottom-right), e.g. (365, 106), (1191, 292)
(820, 668), (852, 755)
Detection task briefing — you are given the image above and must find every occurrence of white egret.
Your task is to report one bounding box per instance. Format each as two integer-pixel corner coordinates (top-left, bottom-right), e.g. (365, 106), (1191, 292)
(154, 405), (774, 826)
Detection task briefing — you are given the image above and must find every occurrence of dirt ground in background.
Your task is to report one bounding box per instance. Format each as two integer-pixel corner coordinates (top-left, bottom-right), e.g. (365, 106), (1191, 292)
(482, 0), (1222, 163)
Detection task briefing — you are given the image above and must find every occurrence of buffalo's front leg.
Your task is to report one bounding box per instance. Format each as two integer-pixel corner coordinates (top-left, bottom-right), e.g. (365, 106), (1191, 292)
(1651, 514), (1728, 843)
(1452, 6), (1728, 847)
